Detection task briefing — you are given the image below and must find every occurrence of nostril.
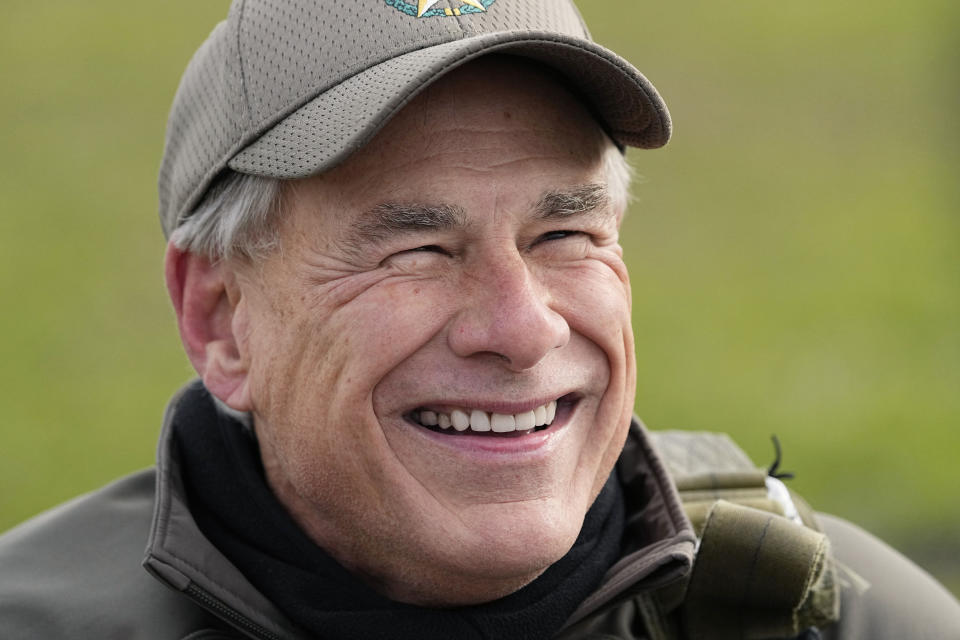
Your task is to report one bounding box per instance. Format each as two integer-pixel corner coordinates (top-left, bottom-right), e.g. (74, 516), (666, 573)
(446, 263), (569, 369)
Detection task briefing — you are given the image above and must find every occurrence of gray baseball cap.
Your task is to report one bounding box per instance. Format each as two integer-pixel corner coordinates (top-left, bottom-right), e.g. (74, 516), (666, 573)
(158, 0), (671, 237)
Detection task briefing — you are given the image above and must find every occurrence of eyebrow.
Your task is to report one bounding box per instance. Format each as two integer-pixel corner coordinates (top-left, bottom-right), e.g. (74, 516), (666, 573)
(534, 183), (611, 221)
(352, 202), (468, 243)
(350, 183), (611, 246)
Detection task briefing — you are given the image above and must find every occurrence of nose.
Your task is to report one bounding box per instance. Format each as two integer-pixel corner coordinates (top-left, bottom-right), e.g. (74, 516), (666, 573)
(447, 251), (570, 371)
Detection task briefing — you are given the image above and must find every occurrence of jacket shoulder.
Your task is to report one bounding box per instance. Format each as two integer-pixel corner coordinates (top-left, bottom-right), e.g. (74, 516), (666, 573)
(818, 513), (960, 639)
(0, 470), (234, 639)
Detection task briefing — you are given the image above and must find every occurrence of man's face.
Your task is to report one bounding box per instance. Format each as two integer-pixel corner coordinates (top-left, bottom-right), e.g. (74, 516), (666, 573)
(229, 58), (636, 605)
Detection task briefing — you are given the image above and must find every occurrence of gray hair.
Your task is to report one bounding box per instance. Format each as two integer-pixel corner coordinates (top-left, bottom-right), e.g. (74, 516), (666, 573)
(170, 144), (633, 262)
(169, 171), (284, 261)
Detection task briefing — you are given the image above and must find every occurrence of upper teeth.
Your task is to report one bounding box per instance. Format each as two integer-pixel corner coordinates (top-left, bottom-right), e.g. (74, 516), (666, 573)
(416, 400), (557, 434)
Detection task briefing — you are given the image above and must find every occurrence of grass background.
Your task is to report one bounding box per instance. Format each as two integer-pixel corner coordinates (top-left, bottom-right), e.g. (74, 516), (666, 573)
(1, 1), (957, 596)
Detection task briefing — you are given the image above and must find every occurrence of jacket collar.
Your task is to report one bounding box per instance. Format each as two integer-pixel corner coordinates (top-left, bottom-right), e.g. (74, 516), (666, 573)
(143, 381), (305, 640)
(563, 419), (696, 627)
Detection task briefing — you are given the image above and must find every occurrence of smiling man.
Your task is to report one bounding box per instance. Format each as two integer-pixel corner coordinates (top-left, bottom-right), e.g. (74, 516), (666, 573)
(173, 59), (637, 610)
(1, 1), (958, 639)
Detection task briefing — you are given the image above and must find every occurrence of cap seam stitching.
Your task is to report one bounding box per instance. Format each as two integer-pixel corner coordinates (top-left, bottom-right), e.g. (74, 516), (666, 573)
(235, 0), (254, 129)
(452, 7), (469, 37)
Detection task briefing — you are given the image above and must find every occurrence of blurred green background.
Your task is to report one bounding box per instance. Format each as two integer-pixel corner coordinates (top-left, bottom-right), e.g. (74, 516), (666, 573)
(1, 0), (957, 597)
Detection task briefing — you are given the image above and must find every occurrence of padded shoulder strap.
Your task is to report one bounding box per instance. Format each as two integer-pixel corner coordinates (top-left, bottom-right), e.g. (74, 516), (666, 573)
(649, 431), (773, 534)
(648, 430), (840, 639)
(648, 430), (756, 477)
(649, 430), (820, 533)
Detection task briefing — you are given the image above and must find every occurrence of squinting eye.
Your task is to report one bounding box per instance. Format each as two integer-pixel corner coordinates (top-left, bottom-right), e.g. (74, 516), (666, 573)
(391, 244), (451, 259)
(382, 243), (452, 269)
(538, 230), (581, 243)
(409, 244), (448, 255)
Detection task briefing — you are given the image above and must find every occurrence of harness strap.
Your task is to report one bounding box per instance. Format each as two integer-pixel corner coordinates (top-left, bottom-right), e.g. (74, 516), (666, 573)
(648, 430), (841, 639)
(683, 500), (839, 639)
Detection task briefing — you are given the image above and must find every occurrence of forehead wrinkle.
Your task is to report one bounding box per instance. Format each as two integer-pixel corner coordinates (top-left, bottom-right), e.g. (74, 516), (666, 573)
(534, 183), (612, 222)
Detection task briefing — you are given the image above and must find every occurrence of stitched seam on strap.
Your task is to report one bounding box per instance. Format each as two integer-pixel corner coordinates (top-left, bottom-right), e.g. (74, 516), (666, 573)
(738, 516), (773, 639)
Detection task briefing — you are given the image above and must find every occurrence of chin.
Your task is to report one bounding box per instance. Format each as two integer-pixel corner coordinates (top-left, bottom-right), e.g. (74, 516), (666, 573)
(447, 494), (588, 581)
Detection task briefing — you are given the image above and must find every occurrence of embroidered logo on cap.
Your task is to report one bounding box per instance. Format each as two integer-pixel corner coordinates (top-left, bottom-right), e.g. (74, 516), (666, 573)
(385, 0), (496, 18)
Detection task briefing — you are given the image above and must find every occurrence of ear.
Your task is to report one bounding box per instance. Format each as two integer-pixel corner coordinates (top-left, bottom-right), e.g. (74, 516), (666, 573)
(164, 242), (252, 411)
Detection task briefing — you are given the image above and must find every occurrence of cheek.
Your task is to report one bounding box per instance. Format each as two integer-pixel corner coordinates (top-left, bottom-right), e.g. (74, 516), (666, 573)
(246, 278), (453, 419)
(544, 259), (632, 358)
(337, 280), (454, 387)
(244, 281), (453, 511)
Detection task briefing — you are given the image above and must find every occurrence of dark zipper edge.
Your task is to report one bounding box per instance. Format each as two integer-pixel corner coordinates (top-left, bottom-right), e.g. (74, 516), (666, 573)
(185, 583), (284, 640)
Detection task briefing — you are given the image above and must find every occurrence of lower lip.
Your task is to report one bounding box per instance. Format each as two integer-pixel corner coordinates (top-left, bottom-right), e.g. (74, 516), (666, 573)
(401, 404), (573, 458)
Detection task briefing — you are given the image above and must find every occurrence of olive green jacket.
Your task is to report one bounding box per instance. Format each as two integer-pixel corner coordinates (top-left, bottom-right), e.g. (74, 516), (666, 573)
(1, 387), (958, 639)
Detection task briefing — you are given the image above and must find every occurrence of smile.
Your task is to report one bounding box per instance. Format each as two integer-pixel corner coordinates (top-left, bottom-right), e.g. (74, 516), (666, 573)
(408, 397), (567, 435)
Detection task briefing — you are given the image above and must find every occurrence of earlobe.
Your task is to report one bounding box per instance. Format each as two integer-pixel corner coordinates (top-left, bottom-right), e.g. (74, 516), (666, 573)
(164, 242), (252, 411)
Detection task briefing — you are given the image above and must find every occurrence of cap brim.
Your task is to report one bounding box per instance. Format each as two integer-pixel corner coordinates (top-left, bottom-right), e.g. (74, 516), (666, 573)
(227, 30), (670, 180)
